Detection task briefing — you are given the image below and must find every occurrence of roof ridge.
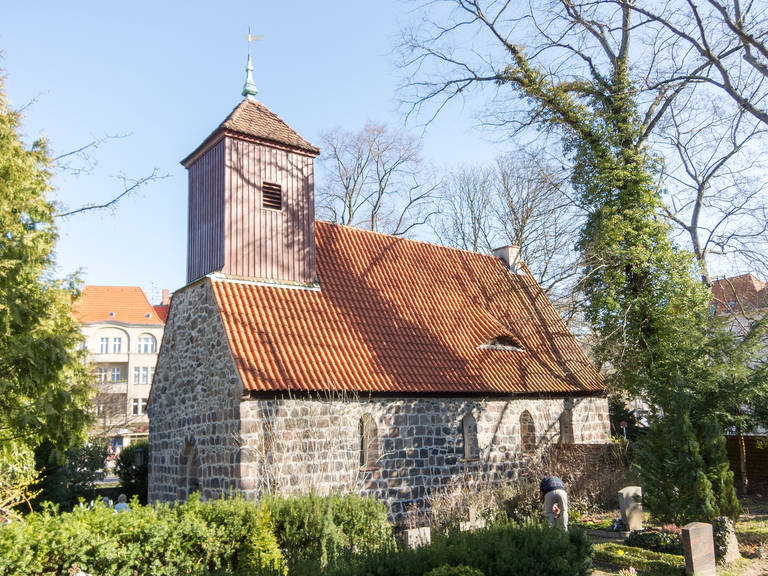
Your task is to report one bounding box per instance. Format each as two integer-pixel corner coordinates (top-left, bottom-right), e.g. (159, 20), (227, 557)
(315, 220), (518, 266)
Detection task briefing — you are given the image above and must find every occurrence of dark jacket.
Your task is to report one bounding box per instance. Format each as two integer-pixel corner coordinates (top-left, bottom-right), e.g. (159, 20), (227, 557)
(539, 475), (565, 495)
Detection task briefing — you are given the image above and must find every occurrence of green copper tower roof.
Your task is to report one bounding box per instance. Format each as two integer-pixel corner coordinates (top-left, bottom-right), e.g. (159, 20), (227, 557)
(242, 54), (258, 99)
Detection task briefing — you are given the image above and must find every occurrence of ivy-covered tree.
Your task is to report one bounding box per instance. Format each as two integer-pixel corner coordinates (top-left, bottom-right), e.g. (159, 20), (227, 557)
(0, 77), (93, 517)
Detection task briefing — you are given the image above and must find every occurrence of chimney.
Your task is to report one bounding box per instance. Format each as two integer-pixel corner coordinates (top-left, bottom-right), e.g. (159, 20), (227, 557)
(161, 289), (170, 306)
(493, 245), (523, 274)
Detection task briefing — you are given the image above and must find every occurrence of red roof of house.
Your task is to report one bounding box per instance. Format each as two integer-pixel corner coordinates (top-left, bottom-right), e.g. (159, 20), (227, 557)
(211, 222), (603, 396)
(72, 286), (165, 326)
(182, 99), (320, 165)
(711, 274), (768, 315)
(153, 305), (170, 323)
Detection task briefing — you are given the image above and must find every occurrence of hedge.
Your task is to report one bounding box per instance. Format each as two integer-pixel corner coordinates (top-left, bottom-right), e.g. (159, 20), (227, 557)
(592, 542), (685, 576)
(0, 493), (393, 576)
(324, 523), (593, 576)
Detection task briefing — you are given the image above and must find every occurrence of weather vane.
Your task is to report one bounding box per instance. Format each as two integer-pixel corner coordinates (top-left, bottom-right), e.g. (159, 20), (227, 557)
(242, 27), (263, 99)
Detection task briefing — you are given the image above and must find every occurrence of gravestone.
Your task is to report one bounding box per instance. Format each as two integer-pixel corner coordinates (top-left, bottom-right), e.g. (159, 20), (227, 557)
(617, 486), (643, 531)
(682, 522), (716, 576)
(459, 507), (486, 532)
(401, 526), (431, 549)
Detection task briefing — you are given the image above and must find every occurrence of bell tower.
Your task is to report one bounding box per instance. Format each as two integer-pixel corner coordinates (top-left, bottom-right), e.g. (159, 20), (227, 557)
(182, 43), (320, 286)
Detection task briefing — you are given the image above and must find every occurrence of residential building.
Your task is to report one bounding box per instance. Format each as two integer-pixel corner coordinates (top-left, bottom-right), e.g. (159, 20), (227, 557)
(73, 286), (167, 452)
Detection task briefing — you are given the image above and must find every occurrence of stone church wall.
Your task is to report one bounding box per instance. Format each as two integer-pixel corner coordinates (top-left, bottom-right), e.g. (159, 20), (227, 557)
(148, 280), (243, 502)
(237, 394), (609, 523)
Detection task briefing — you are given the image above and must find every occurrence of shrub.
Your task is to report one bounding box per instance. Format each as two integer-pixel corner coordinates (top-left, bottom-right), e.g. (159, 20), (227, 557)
(264, 493), (394, 573)
(592, 542), (685, 576)
(114, 439), (149, 504)
(34, 440), (108, 510)
(424, 565), (485, 576)
(625, 528), (683, 554)
(325, 522), (592, 576)
(0, 496), (284, 576)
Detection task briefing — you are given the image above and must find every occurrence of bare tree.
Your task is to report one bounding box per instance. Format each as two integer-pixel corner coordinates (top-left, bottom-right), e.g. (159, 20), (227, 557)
(400, 0), (768, 281)
(630, 0), (768, 128)
(657, 96), (768, 283)
(433, 165), (495, 252)
(316, 123), (439, 236)
(49, 134), (167, 218)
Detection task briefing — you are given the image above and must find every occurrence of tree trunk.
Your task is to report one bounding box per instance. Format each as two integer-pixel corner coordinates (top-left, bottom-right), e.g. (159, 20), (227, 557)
(738, 430), (749, 496)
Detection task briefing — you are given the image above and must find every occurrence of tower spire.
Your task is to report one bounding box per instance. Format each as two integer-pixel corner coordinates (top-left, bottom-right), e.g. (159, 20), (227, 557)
(242, 29), (263, 100)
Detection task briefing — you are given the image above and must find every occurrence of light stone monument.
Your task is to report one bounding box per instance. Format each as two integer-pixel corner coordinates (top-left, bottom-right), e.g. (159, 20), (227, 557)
(617, 486), (643, 531)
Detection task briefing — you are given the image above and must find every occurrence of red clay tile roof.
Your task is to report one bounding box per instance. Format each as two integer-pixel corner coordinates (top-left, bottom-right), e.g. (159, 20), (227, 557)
(153, 304), (170, 323)
(72, 286), (165, 326)
(211, 222), (604, 396)
(711, 274), (768, 315)
(182, 99), (319, 165)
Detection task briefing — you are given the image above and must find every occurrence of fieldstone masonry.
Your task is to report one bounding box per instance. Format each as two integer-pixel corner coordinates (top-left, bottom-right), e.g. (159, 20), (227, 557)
(149, 280), (611, 523)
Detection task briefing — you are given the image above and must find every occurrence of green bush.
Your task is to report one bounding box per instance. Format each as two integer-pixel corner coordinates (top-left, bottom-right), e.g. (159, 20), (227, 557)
(624, 528), (683, 554)
(0, 495), (283, 576)
(34, 440), (109, 510)
(264, 493), (394, 573)
(593, 542), (685, 576)
(424, 565), (485, 576)
(325, 522), (592, 576)
(114, 440), (149, 504)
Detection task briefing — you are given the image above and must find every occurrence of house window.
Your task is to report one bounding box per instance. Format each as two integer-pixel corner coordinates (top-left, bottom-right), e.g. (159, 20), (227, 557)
(359, 413), (379, 469)
(520, 410), (536, 453)
(262, 182), (282, 210)
(462, 413), (479, 460)
(112, 337), (122, 354)
(559, 409), (574, 444)
(96, 367), (107, 383)
(111, 367), (122, 382)
(137, 335), (157, 354)
(131, 398), (148, 415)
(133, 367), (140, 384)
(140, 366), (150, 384)
(99, 337), (109, 354)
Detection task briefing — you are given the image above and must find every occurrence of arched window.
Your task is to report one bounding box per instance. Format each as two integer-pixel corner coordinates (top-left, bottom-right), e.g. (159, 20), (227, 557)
(462, 413), (479, 460)
(359, 413), (379, 469)
(559, 409), (574, 444)
(137, 334), (157, 354)
(520, 410), (536, 453)
(179, 441), (200, 499)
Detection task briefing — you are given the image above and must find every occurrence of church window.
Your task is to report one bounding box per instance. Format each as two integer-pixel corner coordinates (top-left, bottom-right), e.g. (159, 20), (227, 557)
(262, 182), (282, 210)
(520, 410), (536, 453)
(179, 441), (200, 499)
(462, 413), (479, 460)
(559, 409), (574, 444)
(359, 413), (379, 469)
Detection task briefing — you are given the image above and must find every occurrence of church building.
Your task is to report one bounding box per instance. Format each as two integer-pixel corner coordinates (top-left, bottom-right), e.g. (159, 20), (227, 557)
(147, 62), (610, 522)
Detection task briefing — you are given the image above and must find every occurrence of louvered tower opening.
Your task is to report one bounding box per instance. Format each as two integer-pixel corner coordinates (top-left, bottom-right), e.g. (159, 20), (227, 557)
(262, 182), (282, 210)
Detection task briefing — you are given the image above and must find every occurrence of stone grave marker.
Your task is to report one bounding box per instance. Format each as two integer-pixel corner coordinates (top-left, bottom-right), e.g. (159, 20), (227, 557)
(459, 507), (486, 532)
(617, 486), (643, 531)
(401, 526), (431, 549)
(682, 522), (716, 576)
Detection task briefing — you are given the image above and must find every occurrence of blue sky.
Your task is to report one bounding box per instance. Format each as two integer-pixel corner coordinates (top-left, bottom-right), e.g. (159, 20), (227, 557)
(3, 1), (504, 303)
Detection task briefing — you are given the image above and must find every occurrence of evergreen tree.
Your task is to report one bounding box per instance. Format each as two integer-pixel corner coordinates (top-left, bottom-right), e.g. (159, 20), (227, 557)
(699, 419), (740, 520)
(0, 77), (92, 481)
